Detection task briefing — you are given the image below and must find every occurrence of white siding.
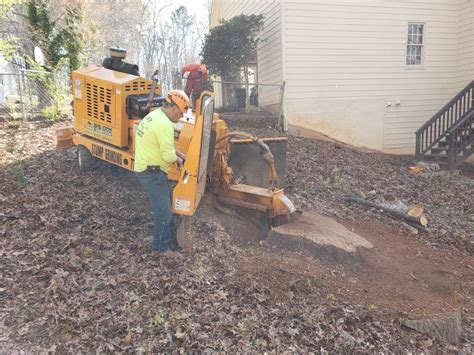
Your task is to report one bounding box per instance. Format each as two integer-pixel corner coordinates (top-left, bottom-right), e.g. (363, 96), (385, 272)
(284, 0), (464, 152)
(212, 0), (473, 152)
(457, 0), (474, 88)
(210, 0), (282, 106)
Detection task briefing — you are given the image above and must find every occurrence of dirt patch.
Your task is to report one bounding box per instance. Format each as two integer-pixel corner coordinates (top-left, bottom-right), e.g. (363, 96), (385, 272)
(232, 231), (472, 319)
(196, 194), (472, 319)
(335, 218), (473, 317)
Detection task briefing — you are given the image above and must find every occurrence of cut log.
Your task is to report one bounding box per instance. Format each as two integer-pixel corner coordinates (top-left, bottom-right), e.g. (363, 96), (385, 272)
(344, 195), (428, 227)
(416, 161), (440, 172)
(407, 204), (424, 218)
(419, 170), (461, 178)
(408, 166), (423, 174)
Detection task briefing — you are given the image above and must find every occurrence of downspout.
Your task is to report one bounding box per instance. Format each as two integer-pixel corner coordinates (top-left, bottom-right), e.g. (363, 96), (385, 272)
(280, 0), (288, 131)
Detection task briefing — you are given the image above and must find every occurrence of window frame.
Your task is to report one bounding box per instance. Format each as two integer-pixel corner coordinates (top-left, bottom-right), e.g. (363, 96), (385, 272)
(405, 22), (426, 69)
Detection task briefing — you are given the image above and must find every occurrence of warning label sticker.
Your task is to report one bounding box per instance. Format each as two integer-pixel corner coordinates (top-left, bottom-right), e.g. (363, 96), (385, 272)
(175, 198), (191, 212)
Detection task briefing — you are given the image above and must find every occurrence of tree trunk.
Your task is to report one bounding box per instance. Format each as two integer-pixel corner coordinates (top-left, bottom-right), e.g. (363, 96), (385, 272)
(173, 68), (183, 90)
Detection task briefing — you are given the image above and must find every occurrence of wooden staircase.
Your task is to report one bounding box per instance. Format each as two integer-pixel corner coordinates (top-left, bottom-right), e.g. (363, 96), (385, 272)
(415, 81), (473, 170)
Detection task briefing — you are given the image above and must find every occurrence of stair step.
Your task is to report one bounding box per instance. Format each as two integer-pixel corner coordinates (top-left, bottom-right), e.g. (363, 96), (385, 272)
(424, 154), (448, 161)
(436, 140), (471, 149)
(430, 147), (447, 155)
(448, 130), (473, 138)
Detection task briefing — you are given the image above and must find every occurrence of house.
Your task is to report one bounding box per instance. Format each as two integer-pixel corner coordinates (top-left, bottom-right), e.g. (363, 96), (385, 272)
(210, 0), (473, 157)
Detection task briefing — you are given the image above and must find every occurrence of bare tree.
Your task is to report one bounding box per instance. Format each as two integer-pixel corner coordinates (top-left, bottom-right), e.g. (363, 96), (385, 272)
(84, 0), (155, 64)
(139, 1), (171, 79)
(147, 5), (202, 91)
(0, 0), (204, 93)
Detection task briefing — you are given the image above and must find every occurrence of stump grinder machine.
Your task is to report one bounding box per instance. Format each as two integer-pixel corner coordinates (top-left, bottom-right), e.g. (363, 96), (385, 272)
(56, 48), (297, 242)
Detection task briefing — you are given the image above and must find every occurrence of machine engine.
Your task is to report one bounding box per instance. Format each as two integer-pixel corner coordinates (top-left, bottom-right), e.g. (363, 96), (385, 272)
(102, 47), (140, 76)
(70, 58), (162, 150)
(127, 94), (164, 119)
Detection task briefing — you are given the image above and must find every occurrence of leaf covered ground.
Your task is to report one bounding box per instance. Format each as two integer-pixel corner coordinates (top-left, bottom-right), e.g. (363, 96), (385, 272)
(1, 118), (473, 352)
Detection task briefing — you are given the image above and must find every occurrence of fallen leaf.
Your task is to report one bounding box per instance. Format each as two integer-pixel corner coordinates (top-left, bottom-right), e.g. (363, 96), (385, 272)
(175, 327), (185, 339)
(123, 333), (132, 346)
(287, 327), (299, 336)
(153, 313), (164, 326)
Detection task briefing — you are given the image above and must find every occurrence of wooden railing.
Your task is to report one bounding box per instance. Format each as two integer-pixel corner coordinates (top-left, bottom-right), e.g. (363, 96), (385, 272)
(447, 109), (473, 170)
(415, 81), (473, 159)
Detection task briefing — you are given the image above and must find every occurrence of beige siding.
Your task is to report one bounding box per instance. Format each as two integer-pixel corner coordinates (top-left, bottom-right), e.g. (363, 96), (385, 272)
(284, 0), (463, 152)
(210, 0), (282, 106)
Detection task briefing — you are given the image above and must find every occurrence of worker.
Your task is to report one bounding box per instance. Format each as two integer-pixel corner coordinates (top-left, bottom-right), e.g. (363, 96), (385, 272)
(180, 63), (209, 105)
(134, 90), (190, 257)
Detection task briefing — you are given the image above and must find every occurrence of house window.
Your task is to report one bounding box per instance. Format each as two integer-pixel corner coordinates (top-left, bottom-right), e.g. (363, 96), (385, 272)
(406, 23), (424, 66)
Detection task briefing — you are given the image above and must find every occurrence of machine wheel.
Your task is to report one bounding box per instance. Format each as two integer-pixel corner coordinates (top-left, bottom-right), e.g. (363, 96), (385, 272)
(175, 216), (192, 249)
(77, 145), (98, 171)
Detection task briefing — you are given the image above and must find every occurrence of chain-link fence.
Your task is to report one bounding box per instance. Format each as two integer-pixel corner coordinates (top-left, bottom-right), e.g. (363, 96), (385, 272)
(0, 69), (287, 131)
(0, 67), (71, 124)
(210, 80), (286, 131)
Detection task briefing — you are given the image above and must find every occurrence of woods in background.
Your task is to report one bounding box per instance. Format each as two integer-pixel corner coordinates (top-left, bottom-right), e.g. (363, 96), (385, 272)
(0, 0), (208, 91)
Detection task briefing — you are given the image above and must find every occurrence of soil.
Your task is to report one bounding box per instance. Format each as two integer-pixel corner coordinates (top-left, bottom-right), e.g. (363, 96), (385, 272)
(197, 193), (473, 319)
(0, 116), (472, 352)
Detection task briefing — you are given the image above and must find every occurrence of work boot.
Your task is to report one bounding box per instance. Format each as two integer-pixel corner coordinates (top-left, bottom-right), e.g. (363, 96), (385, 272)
(169, 238), (182, 251)
(158, 250), (184, 259)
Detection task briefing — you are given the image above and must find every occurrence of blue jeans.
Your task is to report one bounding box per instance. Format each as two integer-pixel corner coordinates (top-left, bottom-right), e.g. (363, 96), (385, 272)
(136, 171), (173, 251)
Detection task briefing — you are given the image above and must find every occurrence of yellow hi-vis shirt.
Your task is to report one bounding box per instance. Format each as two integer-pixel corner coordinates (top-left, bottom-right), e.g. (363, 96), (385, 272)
(134, 109), (177, 173)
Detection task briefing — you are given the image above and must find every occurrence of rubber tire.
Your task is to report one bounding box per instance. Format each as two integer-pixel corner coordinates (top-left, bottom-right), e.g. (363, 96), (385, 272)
(77, 145), (98, 171)
(175, 215), (192, 249)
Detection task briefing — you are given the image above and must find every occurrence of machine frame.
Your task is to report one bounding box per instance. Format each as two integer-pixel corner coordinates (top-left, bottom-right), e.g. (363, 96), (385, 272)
(57, 65), (295, 224)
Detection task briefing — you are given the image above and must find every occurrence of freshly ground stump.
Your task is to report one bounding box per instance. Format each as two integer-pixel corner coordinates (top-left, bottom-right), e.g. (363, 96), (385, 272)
(270, 212), (374, 265)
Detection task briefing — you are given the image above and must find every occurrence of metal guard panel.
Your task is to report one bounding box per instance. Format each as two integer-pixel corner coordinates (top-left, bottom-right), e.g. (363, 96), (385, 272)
(228, 137), (287, 189)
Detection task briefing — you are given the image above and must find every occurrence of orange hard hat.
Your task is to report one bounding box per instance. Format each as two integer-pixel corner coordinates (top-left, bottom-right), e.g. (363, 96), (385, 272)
(165, 89), (190, 113)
